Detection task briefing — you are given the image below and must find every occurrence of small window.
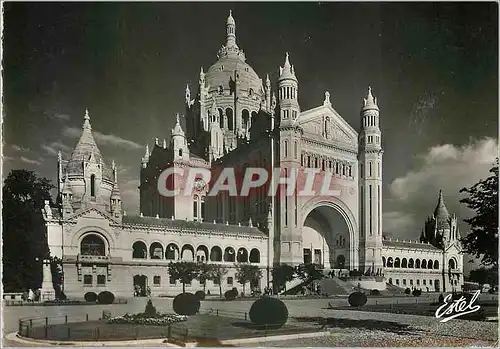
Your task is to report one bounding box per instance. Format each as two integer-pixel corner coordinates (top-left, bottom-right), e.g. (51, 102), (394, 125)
(97, 275), (106, 285)
(395, 279), (399, 285)
(227, 277), (233, 285)
(218, 85), (224, 95)
(179, 149), (183, 157)
(423, 280), (426, 285)
(409, 279), (413, 286)
(84, 275), (93, 286)
(153, 276), (161, 286)
(416, 279), (420, 286)
(213, 277), (220, 285)
(169, 276), (176, 285)
(402, 279), (406, 286)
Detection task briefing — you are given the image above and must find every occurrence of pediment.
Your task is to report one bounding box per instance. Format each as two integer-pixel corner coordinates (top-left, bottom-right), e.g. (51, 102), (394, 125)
(298, 105), (357, 145)
(66, 207), (119, 225)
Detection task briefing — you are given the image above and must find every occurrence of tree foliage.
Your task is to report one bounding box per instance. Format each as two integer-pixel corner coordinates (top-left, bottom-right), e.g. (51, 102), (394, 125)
(167, 262), (200, 293)
(469, 267), (498, 287)
(272, 264), (296, 293)
(2, 169), (54, 292)
(459, 160), (498, 267)
(196, 262), (215, 293)
(210, 264), (228, 297)
(296, 263), (324, 284)
(235, 263), (262, 295)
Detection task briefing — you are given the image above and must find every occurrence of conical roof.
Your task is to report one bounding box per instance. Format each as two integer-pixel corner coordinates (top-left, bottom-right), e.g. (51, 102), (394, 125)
(434, 190), (450, 229)
(66, 109), (113, 180)
(362, 86), (379, 112)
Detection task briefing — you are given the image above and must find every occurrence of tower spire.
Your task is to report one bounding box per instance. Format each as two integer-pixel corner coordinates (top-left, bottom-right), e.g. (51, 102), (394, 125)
(226, 9), (237, 48)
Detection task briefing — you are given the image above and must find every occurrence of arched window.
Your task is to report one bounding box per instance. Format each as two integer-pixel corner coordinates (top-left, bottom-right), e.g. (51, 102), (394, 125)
(242, 109), (250, 131)
(90, 174), (96, 197)
(165, 243), (179, 260)
(433, 260), (439, 269)
(193, 195), (199, 220)
(237, 248), (248, 263)
(224, 247), (235, 262)
(382, 256), (386, 267)
(401, 258), (408, 268)
(284, 140), (288, 158)
(179, 149), (183, 157)
(181, 244), (195, 261)
(149, 242), (164, 259)
(196, 245), (209, 262)
(427, 259), (433, 269)
(421, 259), (427, 269)
(415, 259), (421, 268)
(226, 108), (234, 131)
(294, 141), (298, 159)
(132, 241), (148, 259)
(448, 258), (456, 270)
(81, 234), (106, 256)
(210, 246), (223, 262)
(387, 257), (394, 267)
(408, 258), (414, 268)
(249, 249), (260, 263)
(394, 257), (401, 268)
(336, 255), (346, 269)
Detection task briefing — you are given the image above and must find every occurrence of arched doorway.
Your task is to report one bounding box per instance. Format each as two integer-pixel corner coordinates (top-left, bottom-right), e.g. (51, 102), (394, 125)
(133, 275), (148, 297)
(302, 204), (351, 269)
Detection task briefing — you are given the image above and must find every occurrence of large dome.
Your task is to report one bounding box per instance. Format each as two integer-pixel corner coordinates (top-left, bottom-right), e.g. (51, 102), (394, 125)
(206, 55), (263, 98)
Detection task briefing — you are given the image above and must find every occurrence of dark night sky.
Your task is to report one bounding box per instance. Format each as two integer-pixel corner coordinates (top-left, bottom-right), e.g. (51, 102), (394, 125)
(3, 3), (498, 266)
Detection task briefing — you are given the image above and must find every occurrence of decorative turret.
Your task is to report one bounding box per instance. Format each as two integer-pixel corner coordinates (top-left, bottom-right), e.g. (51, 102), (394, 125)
(185, 84), (191, 107)
(226, 10), (237, 49)
(171, 113), (189, 161)
(141, 144), (149, 169)
(265, 74), (271, 112)
(362, 86), (379, 112)
(110, 160), (122, 218)
(278, 53), (300, 126)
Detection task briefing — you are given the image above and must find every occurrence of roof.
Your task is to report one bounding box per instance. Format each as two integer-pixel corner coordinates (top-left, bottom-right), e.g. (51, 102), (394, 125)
(434, 190), (451, 229)
(122, 215), (267, 237)
(383, 239), (441, 251)
(66, 111), (113, 181)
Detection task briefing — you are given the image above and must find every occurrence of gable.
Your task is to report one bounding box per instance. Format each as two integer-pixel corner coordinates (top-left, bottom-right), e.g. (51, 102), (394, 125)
(66, 207), (119, 225)
(298, 105), (358, 145)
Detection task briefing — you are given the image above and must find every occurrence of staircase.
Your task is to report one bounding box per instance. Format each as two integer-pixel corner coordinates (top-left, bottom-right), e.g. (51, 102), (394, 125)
(279, 275), (354, 296)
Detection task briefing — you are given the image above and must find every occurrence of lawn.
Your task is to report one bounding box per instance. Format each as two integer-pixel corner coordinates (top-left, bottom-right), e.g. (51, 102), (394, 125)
(25, 313), (318, 343)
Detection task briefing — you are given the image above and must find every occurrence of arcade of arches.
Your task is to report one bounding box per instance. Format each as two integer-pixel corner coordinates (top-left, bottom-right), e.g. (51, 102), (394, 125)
(302, 205), (349, 269)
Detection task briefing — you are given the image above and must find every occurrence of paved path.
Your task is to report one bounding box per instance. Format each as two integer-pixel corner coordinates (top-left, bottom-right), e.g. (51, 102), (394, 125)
(3, 295), (498, 347)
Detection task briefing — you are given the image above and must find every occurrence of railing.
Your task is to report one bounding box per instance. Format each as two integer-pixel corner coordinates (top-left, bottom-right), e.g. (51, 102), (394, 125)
(17, 307), (316, 343)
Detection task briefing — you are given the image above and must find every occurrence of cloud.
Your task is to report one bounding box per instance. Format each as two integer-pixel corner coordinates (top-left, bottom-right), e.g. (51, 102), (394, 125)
(384, 137), (498, 238)
(120, 178), (140, 214)
(50, 113), (71, 121)
(20, 156), (42, 165)
(41, 142), (72, 156)
(62, 127), (142, 150)
(11, 144), (30, 152)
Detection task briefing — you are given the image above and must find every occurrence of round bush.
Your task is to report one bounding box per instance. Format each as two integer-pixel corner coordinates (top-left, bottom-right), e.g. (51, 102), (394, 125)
(97, 291), (115, 304)
(370, 289), (381, 296)
(249, 296), (289, 329)
(412, 289), (422, 297)
(84, 292), (97, 302)
(224, 289), (237, 300)
(173, 293), (200, 316)
(404, 288), (411, 295)
(195, 290), (206, 300)
(348, 291), (367, 307)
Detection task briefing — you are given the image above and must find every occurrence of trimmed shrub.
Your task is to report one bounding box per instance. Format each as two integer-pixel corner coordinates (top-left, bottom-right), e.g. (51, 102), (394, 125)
(438, 293), (445, 304)
(249, 296), (289, 329)
(195, 290), (206, 300)
(144, 299), (157, 317)
(412, 289), (422, 297)
(404, 288), (411, 295)
(224, 289), (237, 300)
(98, 291), (115, 304)
(348, 291), (367, 307)
(173, 293), (200, 316)
(370, 289), (381, 296)
(84, 292), (97, 302)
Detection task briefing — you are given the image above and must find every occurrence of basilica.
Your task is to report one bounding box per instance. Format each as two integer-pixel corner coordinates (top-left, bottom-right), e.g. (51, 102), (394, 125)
(42, 11), (463, 299)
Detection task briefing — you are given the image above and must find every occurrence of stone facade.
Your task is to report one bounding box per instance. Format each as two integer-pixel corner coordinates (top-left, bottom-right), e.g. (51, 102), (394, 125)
(43, 11), (463, 299)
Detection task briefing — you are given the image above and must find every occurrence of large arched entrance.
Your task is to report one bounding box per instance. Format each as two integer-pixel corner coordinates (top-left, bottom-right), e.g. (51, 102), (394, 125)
(302, 204), (351, 270)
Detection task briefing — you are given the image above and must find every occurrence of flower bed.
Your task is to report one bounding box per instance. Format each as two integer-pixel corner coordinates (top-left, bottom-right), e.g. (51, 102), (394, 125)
(107, 313), (187, 326)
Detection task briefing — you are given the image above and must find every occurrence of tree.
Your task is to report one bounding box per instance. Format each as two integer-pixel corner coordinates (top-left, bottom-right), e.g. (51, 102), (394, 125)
(235, 263), (263, 295)
(296, 263), (324, 284)
(210, 264), (228, 298)
(167, 262), (200, 293)
(196, 262), (214, 293)
(469, 267), (498, 288)
(272, 264), (296, 294)
(459, 160), (498, 267)
(2, 170), (54, 292)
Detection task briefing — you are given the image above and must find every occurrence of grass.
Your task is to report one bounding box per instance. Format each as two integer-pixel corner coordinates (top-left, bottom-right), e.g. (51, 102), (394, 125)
(25, 314), (318, 342)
